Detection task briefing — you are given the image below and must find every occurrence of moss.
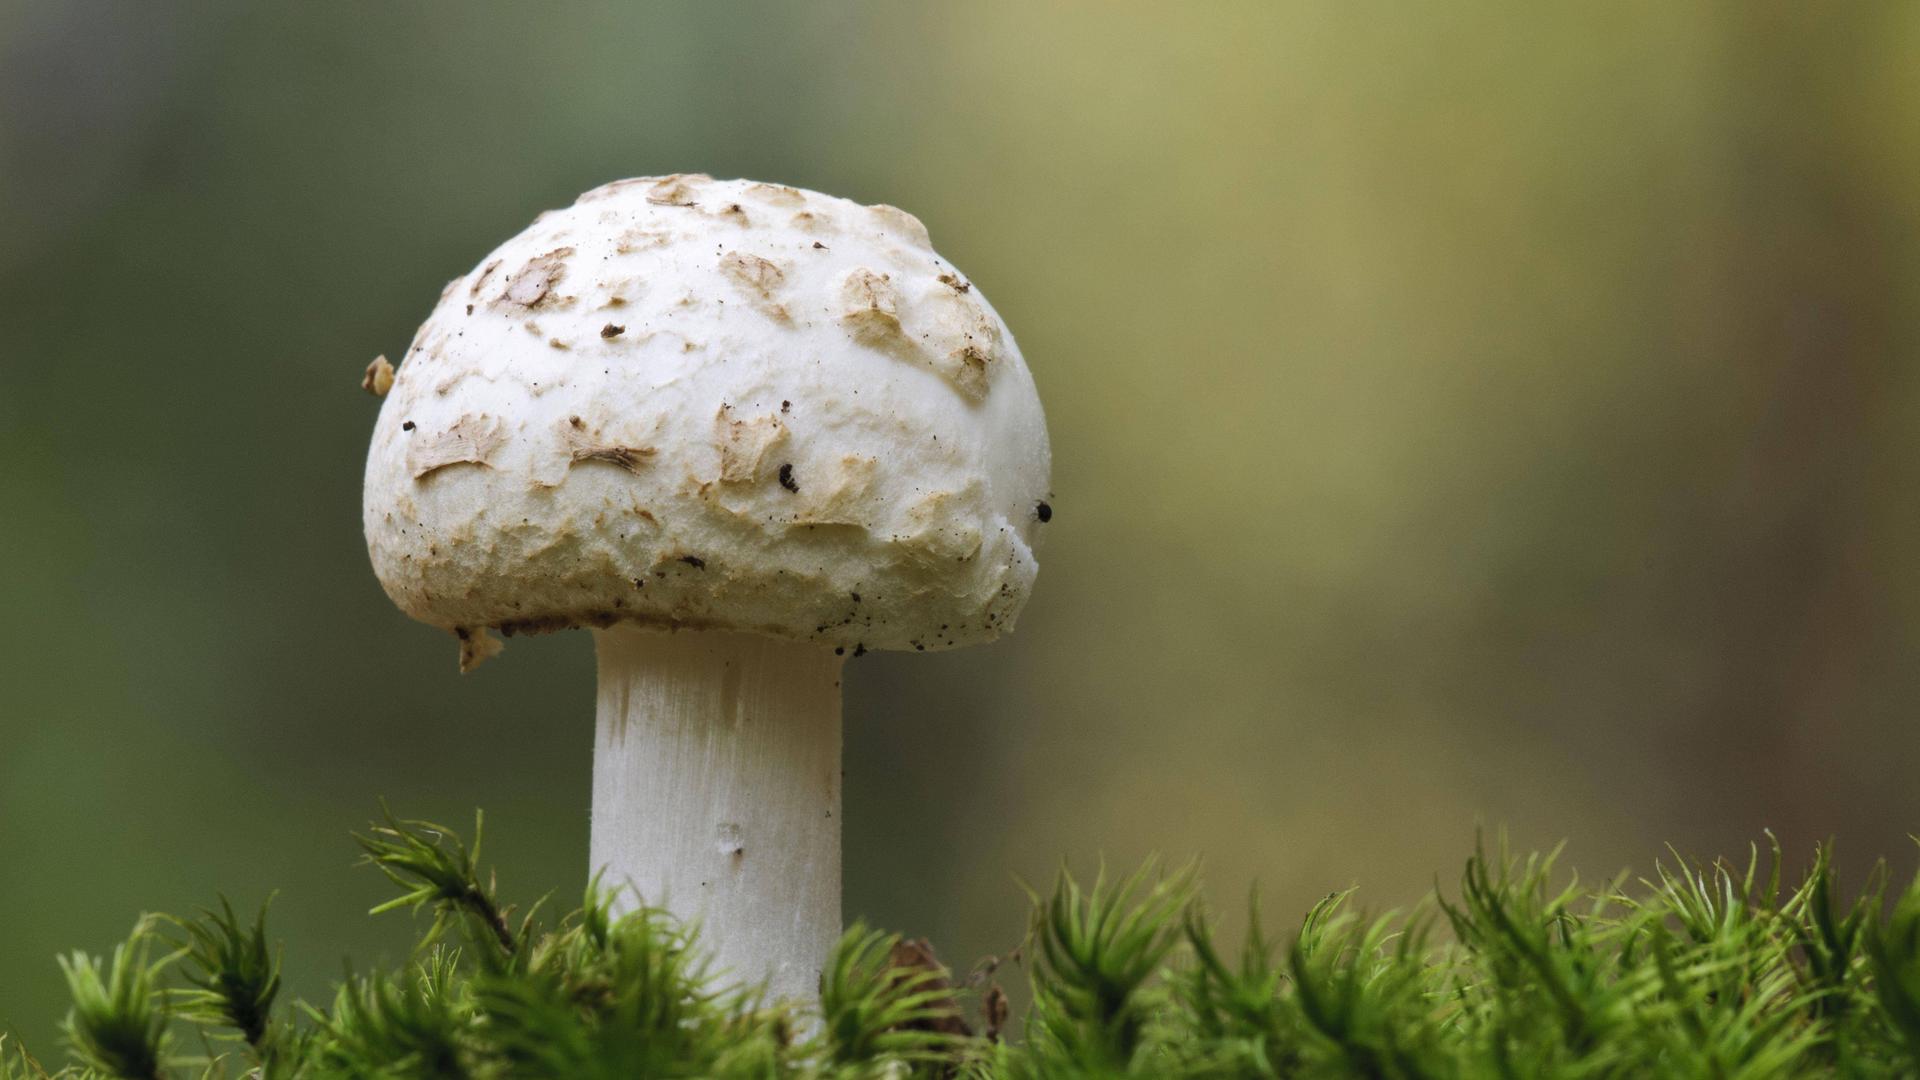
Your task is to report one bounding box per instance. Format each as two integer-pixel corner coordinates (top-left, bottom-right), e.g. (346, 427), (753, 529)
(11, 816), (1920, 1078)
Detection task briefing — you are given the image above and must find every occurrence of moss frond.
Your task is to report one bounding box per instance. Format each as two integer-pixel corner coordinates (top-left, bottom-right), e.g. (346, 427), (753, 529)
(17, 810), (1920, 1078)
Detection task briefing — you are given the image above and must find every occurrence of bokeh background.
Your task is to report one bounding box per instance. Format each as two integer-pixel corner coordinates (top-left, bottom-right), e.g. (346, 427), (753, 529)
(4, 1), (1919, 1049)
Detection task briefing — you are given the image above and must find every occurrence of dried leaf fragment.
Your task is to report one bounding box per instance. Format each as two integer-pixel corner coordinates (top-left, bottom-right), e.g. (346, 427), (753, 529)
(983, 985), (1010, 1040)
(455, 626), (504, 672)
(555, 415), (657, 480)
(571, 445), (655, 475)
(362, 354), (395, 397)
(886, 938), (971, 1037)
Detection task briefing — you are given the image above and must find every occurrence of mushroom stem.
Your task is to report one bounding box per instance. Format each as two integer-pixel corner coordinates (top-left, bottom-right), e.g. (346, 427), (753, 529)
(590, 626), (843, 1002)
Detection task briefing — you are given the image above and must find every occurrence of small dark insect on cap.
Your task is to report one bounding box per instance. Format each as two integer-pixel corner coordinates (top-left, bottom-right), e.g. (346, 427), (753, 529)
(1035, 501), (1053, 523)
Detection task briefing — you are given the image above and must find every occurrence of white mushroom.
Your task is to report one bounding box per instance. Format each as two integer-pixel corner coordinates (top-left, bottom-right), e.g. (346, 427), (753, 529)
(361, 175), (1052, 1001)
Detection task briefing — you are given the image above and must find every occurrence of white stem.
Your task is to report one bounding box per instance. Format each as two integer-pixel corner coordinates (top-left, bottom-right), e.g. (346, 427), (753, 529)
(590, 626), (844, 1002)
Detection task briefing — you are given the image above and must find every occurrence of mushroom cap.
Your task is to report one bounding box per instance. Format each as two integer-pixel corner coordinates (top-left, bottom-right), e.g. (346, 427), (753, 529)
(363, 176), (1050, 666)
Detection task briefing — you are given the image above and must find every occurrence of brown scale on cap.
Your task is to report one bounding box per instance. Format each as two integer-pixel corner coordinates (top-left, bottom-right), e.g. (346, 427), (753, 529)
(714, 405), (790, 485)
(643, 175), (705, 207)
(407, 414), (506, 479)
(717, 251), (792, 323)
(497, 248), (576, 310)
(867, 204), (932, 249)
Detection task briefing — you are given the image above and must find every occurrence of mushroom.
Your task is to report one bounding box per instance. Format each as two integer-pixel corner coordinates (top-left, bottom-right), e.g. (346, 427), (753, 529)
(361, 175), (1051, 1001)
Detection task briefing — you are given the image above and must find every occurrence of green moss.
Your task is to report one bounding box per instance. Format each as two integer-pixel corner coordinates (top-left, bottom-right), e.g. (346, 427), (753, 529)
(8, 815), (1920, 1078)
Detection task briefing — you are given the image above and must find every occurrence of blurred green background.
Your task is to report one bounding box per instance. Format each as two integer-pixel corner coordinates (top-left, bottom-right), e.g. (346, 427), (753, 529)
(4, 0), (1919, 1049)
